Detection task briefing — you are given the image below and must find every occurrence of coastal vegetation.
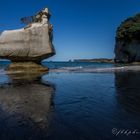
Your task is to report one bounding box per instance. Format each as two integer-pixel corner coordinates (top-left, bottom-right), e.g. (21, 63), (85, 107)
(116, 13), (140, 40)
(115, 13), (140, 63)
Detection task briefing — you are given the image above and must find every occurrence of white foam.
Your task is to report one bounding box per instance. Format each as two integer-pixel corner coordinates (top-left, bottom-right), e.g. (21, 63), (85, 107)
(50, 65), (140, 73)
(61, 66), (83, 70)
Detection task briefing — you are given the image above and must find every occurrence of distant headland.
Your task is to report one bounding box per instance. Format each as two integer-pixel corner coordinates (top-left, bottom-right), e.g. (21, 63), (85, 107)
(74, 58), (114, 63)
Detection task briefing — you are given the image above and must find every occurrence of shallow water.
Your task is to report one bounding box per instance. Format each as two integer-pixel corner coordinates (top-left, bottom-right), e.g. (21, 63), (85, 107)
(42, 72), (140, 140)
(0, 62), (140, 140)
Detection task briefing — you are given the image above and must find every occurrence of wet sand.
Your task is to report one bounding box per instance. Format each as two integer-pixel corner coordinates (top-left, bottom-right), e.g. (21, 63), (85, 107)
(0, 63), (140, 140)
(0, 68), (55, 140)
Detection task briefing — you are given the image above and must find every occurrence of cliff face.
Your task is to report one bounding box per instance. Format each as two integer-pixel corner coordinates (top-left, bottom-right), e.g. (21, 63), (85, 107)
(115, 13), (140, 63)
(0, 8), (55, 63)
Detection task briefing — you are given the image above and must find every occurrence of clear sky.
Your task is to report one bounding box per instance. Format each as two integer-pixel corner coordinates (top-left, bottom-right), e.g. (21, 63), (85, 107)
(0, 0), (140, 61)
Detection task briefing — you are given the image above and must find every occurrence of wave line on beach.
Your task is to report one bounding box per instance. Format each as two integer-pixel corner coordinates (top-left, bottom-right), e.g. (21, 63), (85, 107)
(50, 65), (140, 73)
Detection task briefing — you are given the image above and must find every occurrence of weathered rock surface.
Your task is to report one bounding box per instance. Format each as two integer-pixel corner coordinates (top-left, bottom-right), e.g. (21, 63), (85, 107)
(6, 62), (49, 82)
(0, 8), (55, 63)
(115, 13), (140, 63)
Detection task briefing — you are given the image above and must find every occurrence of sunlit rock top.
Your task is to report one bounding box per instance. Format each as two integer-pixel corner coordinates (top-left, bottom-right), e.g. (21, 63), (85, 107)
(0, 8), (55, 63)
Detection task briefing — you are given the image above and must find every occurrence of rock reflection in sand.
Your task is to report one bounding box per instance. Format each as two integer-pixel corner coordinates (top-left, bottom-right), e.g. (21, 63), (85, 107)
(0, 71), (55, 140)
(115, 72), (140, 114)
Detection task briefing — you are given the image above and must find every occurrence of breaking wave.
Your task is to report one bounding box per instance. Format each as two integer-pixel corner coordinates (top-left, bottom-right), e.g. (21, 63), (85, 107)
(50, 65), (140, 73)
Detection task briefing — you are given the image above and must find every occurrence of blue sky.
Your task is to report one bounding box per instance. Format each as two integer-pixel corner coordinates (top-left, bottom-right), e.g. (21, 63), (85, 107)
(0, 0), (140, 61)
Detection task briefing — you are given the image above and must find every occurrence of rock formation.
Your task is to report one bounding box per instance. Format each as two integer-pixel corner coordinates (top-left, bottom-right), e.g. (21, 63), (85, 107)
(0, 8), (55, 75)
(115, 13), (140, 63)
(0, 8), (55, 63)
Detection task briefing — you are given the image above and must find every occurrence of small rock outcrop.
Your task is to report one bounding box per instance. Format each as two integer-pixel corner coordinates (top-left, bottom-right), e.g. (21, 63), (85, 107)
(0, 8), (55, 63)
(115, 13), (140, 63)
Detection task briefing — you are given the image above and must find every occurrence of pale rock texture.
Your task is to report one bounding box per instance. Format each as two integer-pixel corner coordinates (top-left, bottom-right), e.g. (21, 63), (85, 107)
(0, 8), (55, 63)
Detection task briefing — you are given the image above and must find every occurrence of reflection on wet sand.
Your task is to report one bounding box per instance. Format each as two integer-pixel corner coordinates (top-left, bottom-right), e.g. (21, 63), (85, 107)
(0, 70), (55, 140)
(115, 72), (140, 114)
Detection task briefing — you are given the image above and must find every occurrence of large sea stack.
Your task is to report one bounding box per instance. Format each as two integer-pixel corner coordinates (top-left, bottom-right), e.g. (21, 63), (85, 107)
(0, 8), (55, 76)
(115, 13), (140, 63)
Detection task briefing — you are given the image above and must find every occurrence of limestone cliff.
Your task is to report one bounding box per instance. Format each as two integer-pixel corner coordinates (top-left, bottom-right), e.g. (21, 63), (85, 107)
(0, 8), (55, 63)
(115, 13), (140, 63)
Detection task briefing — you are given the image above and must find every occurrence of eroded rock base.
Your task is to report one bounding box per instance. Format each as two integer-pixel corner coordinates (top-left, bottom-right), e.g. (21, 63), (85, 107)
(6, 62), (49, 81)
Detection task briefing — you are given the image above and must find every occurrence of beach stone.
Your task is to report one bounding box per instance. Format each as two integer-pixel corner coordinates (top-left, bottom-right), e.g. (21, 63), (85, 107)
(0, 8), (55, 63)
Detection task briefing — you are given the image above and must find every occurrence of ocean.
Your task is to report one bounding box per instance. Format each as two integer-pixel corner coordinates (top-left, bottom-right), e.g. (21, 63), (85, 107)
(0, 61), (140, 140)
